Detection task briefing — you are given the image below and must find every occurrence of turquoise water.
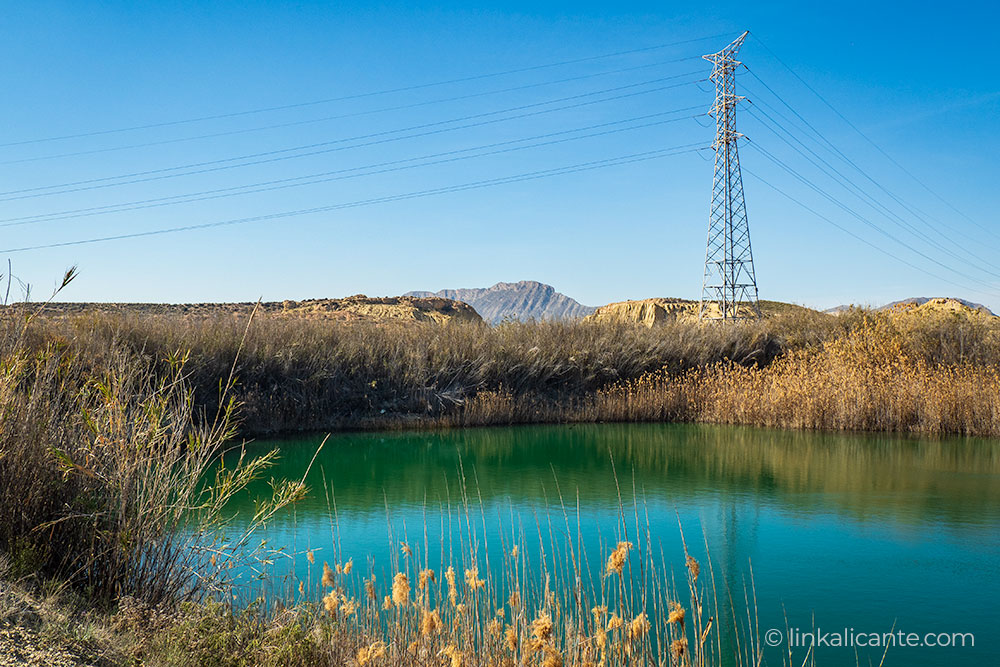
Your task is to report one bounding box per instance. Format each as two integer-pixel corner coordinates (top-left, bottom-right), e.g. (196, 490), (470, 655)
(224, 424), (1000, 666)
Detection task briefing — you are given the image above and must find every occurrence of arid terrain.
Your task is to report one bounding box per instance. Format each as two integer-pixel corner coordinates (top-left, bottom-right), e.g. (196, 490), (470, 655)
(8, 294), (482, 325)
(2, 290), (998, 666)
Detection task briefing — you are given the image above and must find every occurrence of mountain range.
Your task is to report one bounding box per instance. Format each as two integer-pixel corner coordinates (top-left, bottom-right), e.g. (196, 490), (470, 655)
(405, 280), (595, 324)
(405, 281), (998, 324)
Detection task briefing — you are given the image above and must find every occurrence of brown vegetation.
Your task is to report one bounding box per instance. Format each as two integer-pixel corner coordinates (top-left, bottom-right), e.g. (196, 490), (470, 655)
(14, 309), (787, 434)
(9, 298), (1000, 436)
(4, 286), (994, 664)
(569, 314), (1000, 436)
(0, 278), (304, 608)
(0, 509), (759, 667)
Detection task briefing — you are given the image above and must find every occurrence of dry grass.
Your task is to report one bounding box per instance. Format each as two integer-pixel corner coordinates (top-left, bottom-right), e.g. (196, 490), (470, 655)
(226, 531), (733, 666)
(130, 469), (774, 667)
(0, 287), (304, 607)
(15, 309), (814, 435)
(566, 314), (1000, 437)
(683, 315), (1000, 434)
(10, 304), (1000, 437)
(455, 312), (1000, 436)
(0, 512), (773, 667)
(2, 284), (781, 664)
(13, 290), (992, 663)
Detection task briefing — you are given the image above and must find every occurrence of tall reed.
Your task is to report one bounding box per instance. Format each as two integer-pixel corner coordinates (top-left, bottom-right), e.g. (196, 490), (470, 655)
(0, 291), (304, 606)
(14, 310), (799, 434)
(458, 314), (1000, 436)
(146, 470), (781, 667)
(11, 305), (1000, 437)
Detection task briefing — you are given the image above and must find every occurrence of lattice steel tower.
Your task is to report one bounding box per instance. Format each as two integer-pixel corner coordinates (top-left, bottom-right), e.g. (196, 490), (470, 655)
(699, 31), (761, 321)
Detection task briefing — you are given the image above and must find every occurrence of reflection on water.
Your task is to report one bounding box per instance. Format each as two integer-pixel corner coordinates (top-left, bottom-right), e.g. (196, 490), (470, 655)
(226, 423), (1000, 667)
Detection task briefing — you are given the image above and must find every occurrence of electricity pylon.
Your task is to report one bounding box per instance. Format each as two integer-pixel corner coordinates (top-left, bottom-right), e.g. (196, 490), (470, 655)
(699, 31), (761, 321)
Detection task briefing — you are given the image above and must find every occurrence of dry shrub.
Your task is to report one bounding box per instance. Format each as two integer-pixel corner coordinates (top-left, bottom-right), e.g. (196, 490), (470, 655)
(15, 313), (782, 434)
(683, 316), (1000, 435)
(11, 304), (999, 439)
(454, 312), (1000, 436)
(0, 301), (304, 607)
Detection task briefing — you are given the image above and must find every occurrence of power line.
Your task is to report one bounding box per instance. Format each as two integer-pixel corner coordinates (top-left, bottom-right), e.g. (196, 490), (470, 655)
(741, 85), (991, 246)
(749, 33), (1000, 243)
(1, 108), (705, 227)
(742, 70), (1000, 254)
(0, 145), (708, 253)
(746, 140), (999, 293)
(743, 167), (997, 297)
(0, 73), (704, 201)
(743, 101), (1000, 281)
(1, 32), (734, 148)
(1, 55), (704, 166)
(747, 138), (993, 290)
(741, 69), (1000, 279)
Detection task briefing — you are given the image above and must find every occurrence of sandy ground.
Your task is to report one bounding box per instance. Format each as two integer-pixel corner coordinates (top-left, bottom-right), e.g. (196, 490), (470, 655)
(0, 626), (94, 667)
(0, 581), (98, 667)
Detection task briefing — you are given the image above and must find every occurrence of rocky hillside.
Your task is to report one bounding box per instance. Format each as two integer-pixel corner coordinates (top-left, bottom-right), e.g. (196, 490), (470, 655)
(585, 298), (818, 326)
(406, 281), (594, 324)
(278, 296), (482, 324)
(882, 297), (995, 316)
(14, 295), (482, 325)
(883, 297), (997, 320)
(826, 297), (996, 317)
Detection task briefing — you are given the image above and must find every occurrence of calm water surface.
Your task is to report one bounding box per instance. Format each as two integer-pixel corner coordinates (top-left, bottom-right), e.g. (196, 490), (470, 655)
(226, 423), (1000, 666)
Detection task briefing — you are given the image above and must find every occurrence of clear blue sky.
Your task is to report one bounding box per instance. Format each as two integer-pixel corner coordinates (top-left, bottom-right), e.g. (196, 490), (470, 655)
(1, 0), (998, 310)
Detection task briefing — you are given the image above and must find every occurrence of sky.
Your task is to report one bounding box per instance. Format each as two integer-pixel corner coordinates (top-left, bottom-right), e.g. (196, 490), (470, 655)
(1, 0), (998, 310)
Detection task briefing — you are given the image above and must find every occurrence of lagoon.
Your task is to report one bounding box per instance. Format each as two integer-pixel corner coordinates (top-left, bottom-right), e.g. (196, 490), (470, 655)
(227, 424), (1000, 666)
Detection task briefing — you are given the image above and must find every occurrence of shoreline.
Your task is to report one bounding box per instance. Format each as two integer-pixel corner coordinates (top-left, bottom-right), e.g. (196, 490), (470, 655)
(235, 411), (995, 442)
(12, 306), (1000, 439)
(3, 307), (999, 666)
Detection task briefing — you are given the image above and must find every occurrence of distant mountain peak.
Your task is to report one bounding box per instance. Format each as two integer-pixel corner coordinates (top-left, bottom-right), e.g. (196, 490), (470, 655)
(489, 280), (550, 291)
(405, 281), (593, 324)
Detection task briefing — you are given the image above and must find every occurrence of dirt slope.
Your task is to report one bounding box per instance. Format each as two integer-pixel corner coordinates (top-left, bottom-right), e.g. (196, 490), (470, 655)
(584, 298), (817, 326)
(8, 295), (483, 325)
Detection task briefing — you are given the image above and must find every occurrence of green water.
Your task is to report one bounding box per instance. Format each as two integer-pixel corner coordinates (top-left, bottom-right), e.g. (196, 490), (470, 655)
(226, 423), (1000, 666)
